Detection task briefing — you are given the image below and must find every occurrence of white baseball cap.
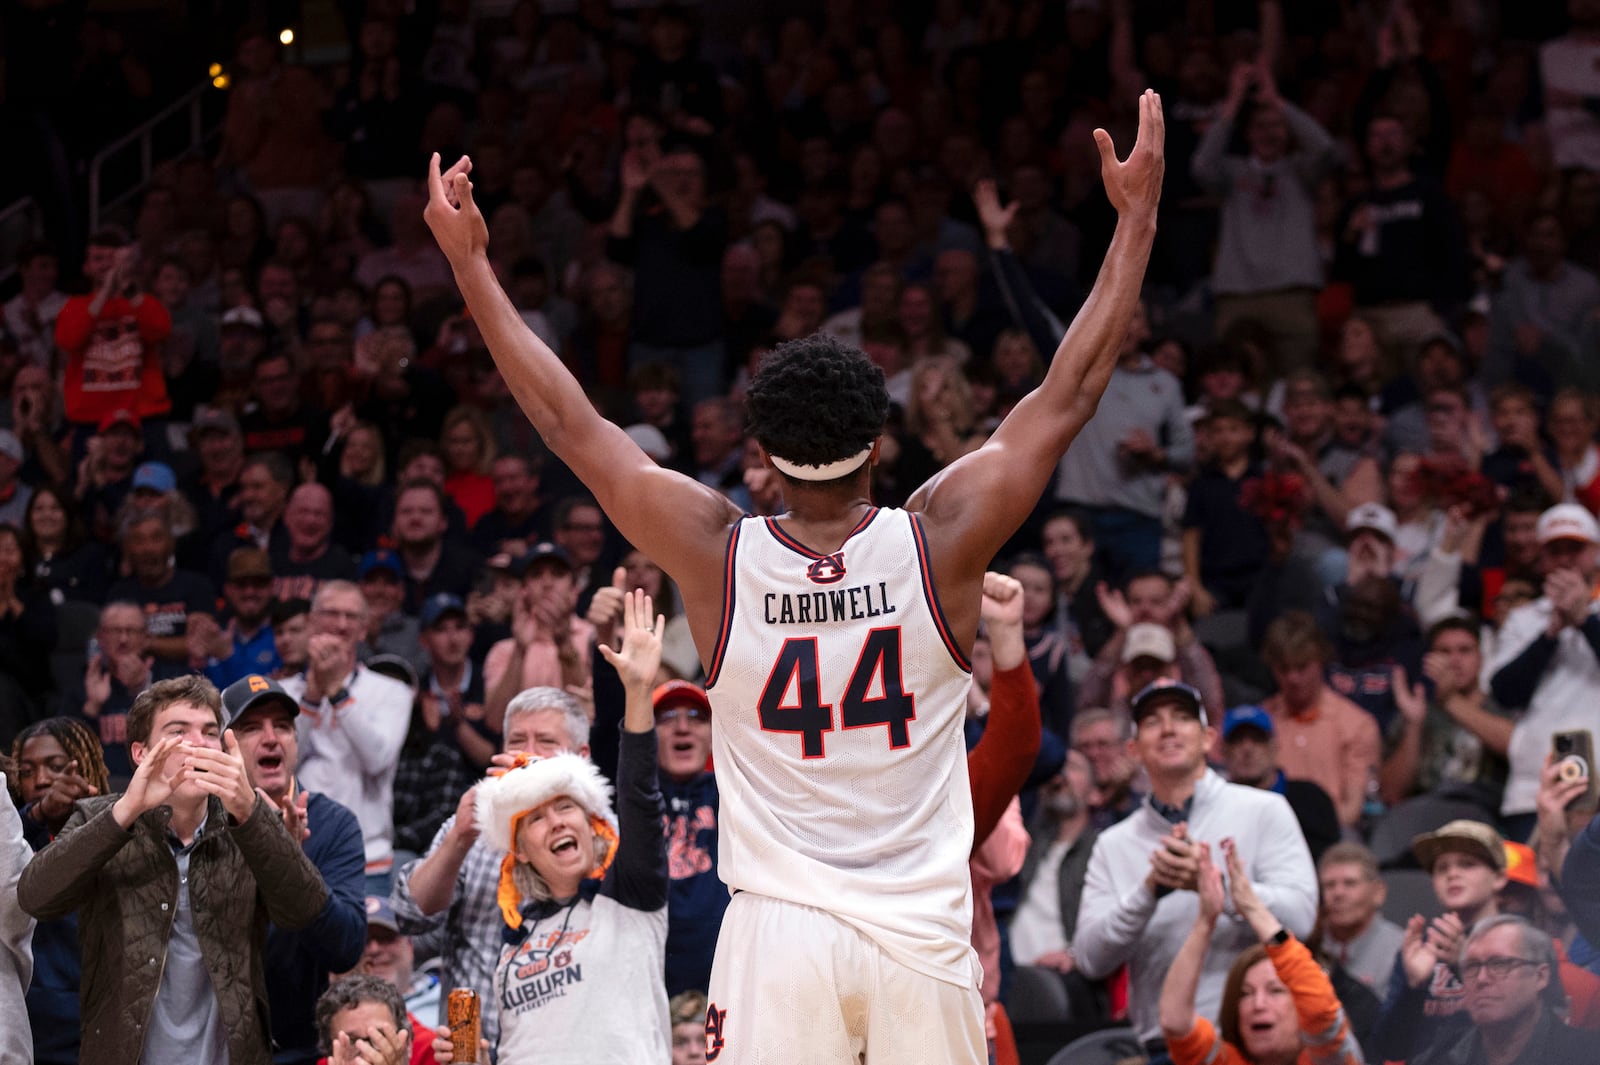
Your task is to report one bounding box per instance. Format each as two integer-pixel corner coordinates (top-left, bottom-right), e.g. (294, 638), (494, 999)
(1537, 503), (1600, 547)
(1346, 502), (1398, 542)
(1122, 622), (1177, 664)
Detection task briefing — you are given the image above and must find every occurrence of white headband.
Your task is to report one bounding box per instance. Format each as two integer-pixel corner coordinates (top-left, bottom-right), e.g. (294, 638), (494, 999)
(769, 446), (873, 482)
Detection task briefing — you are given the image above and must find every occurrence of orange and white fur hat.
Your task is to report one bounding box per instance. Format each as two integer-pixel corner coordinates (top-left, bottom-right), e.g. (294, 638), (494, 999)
(475, 752), (619, 929)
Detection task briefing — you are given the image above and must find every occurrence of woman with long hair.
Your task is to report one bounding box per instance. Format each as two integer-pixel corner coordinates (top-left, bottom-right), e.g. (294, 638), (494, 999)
(1160, 838), (1359, 1065)
(440, 405), (498, 529)
(22, 484), (112, 603)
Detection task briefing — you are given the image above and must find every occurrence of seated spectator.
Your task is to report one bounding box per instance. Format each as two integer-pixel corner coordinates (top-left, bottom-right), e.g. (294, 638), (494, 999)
(1482, 383), (1563, 502)
(430, 590), (668, 1064)
(483, 544), (593, 732)
(471, 454), (546, 558)
(0, 521), (56, 710)
(668, 990), (708, 1065)
(22, 483), (113, 604)
(1488, 503), (1600, 839)
(1412, 915), (1594, 1065)
(352, 893), (442, 1029)
(1260, 611), (1382, 828)
(1081, 571), (1225, 717)
(221, 673), (367, 1065)
(313, 973), (433, 1065)
(358, 549), (424, 670)
(440, 405), (497, 529)
(180, 408), (247, 554)
(79, 599), (152, 780)
(209, 452), (293, 586)
(1041, 508), (1114, 669)
(1369, 820), (1600, 1062)
(688, 397), (751, 512)
(4, 240), (65, 370)
(76, 409), (143, 542)
(1010, 749), (1104, 1018)
(1315, 842), (1405, 996)
(1484, 211), (1600, 397)
(1070, 707), (1144, 829)
(1160, 838), (1359, 1065)
(1005, 552), (1074, 739)
(1182, 399), (1268, 615)
(11, 717), (108, 1065)
(272, 597), (312, 679)
(651, 679), (724, 998)
(282, 581), (413, 893)
(274, 483), (357, 602)
(1381, 618), (1512, 812)
(392, 479), (480, 615)
(1219, 705), (1340, 864)
(0, 431), (30, 527)
(198, 547), (282, 688)
(1547, 389), (1600, 515)
(242, 351), (329, 465)
(17, 675), (329, 1065)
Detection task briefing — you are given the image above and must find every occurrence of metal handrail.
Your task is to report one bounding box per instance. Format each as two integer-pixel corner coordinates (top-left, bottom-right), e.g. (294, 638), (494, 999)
(0, 197), (44, 285)
(87, 81), (219, 233)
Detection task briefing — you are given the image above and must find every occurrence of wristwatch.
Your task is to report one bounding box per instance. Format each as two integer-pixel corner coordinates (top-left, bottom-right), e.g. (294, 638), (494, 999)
(1268, 927), (1291, 947)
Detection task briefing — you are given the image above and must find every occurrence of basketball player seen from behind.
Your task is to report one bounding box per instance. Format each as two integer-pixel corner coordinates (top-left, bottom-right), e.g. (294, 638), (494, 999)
(423, 89), (1165, 1065)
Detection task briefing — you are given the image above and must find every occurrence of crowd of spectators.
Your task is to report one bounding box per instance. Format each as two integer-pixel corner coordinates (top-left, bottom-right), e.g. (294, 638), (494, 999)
(3, 0), (1600, 1062)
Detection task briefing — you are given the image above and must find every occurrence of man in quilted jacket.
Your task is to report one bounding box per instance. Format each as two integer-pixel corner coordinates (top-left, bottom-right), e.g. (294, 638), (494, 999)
(16, 674), (330, 1065)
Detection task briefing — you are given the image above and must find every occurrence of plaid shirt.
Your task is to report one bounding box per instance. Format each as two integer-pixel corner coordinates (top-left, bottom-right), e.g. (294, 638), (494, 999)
(391, 816), (508, 1043)
(392, 741), (476, 856)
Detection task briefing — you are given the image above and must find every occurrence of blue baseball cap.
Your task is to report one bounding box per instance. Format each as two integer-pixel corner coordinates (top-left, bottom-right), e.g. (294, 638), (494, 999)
(1222, 704), (1275, 741)
(132, 461), (177, 494)
(358, 548), (403, 579)
(420, 592), (467, 629)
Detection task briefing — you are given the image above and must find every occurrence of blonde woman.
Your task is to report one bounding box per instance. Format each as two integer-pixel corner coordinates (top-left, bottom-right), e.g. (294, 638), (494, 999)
(440, 405), (498, 528)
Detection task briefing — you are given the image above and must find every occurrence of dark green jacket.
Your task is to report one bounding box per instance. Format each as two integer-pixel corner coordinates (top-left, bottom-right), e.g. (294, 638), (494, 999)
(17, 793), (329, 1065)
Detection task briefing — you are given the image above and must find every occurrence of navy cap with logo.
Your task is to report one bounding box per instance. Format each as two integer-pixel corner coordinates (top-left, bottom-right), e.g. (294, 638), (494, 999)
(514, 541), (573, 576)
(358, 549), (403, 580)
(1221, 704), (1274, 741)
(420, 593), (468, 629)
(364, 895), (400, 935)
(1129, 679), (1208, 728)
(221, 673), (300, 729)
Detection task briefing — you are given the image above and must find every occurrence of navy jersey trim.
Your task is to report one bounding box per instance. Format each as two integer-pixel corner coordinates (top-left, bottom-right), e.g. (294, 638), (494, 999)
(705, 521), (742, 690)
(762, 507), (880, 560)
(907, 513), (971, 673)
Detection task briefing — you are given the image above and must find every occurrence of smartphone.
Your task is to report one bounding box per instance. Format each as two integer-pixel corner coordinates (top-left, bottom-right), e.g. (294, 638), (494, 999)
(1553, 730), (1600, 812)
(86, 636), (101, 665)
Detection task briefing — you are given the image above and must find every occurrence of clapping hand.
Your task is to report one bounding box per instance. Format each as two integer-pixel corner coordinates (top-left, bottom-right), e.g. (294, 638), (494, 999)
(1197, 842), (1225, 923)
(179, 730), (260, 824)
(112, 736), (188, 828)
(330, 1024), (411, 1065)
(1401, 911), (1464, 988)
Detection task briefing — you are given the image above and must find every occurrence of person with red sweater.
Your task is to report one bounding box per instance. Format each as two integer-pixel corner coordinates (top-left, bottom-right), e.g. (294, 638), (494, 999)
(53, 228), (171, 441)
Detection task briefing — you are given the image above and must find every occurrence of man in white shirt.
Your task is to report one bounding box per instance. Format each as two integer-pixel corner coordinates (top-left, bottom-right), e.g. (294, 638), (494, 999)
(281, 580), (411, 894)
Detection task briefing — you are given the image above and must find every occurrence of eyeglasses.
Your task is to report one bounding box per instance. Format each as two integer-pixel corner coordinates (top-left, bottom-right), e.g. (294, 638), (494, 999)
(1461, 956), (1540, 981)
(656, 707), (709, 725)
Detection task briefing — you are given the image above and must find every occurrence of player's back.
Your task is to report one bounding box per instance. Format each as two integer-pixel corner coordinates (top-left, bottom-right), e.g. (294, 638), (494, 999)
(706, 506), (978, 986)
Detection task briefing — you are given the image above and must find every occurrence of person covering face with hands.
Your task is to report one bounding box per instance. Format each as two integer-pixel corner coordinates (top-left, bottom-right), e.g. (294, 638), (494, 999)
(15, 675), (330, 1065)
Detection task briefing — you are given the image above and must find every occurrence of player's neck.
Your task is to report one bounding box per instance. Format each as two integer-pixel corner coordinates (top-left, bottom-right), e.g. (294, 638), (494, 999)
(779, 489), (875, 546)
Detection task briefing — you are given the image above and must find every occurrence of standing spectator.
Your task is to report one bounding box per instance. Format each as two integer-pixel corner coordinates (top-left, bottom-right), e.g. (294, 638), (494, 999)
(1412, 916), (1592, 1065)
(631, 5), (722, 133)
(198, 548), (282, 688)
(653, 679), (724, 997)
(312, 974), (433, 1065)
(1380, 618), (1512, 812)
(16, 675), (330, 1065)
(12, 717), (109, 1065)
(217, 30), (332, 226)
(281, 581), (412, 893)
(1081, 572), (1226, 718)
(607, 144), (727, 410)
(1009, 750), (1102, 1016)
(1483, 212), (1600, 397)
(1053, 301), (1193, 580)
(54, 228), (172, 440)
(1333, 115), (1467, 354)
(273, 482), (357, 603)
(1489, 503), (1600, 837)
(220, 674), (367, 1065)
(1181, 400), (1269, 615)
(1316, 842), (1406, 996)
(483, 544), (593, 731)
(391, 687), (592, 1045)
(1219, 705), (1341, 864)
(107, 503), (216, 678)
(1074, 680), (1318, 1057)
(392, 480), (480, 615)
(1260, 611), (1383, 828)
(1541, 0), (1600, 173)
(4, 241), (65, 370)
(0, 764), (32, 1065)
(1192, 63), (1341, 371)
(1042, 508), (1115, 666)
(1071, 707), (1144, 829)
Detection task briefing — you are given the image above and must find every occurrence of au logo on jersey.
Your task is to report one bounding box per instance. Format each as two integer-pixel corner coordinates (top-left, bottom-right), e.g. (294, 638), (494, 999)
(705, 1002), (727, 1061)
(806, 552), (847, 585)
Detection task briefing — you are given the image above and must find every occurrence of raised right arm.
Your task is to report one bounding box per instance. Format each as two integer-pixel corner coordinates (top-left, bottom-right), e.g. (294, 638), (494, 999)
(424, 155), (740, 595)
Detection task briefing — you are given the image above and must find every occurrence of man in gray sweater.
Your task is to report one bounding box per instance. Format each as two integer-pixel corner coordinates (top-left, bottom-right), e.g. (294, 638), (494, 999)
(1192, 62), (1342, 371)
(1074, 680), (1318, 1059)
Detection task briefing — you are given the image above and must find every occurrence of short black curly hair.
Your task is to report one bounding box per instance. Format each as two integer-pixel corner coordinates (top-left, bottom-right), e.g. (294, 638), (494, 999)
(745, 333), (889, 480)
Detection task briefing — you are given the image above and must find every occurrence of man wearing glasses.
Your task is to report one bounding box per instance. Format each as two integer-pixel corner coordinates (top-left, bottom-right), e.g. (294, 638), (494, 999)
(281, 580), (412, 895)
(1412, 914), (1593, 1065)
(653, 679), (723, 998)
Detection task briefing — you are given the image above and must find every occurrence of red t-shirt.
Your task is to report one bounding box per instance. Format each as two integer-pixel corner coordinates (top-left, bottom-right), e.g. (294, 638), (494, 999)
(54, 293), (172, 424)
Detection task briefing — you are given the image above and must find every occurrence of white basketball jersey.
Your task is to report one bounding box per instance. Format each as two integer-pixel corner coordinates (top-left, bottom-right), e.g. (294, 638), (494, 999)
(706, 507), (979, 987)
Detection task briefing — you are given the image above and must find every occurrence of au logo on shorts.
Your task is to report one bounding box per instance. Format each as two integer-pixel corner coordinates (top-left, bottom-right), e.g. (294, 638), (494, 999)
(806, 552), (847, 585)
(705, 1002), (727, 1061)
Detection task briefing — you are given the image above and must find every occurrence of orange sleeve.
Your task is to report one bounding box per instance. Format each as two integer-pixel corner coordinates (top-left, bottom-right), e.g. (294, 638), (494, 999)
(1559, 960), (1600, 1030)
(1266, 936), (1359, 1064)
(1167, 1015), (1246, 1065)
